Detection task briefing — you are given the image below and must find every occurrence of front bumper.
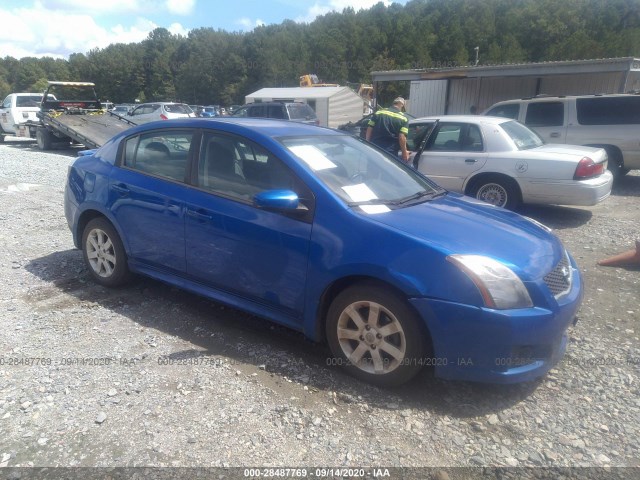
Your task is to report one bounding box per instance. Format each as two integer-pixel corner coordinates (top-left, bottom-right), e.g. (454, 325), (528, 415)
(409, 267), (583, 384)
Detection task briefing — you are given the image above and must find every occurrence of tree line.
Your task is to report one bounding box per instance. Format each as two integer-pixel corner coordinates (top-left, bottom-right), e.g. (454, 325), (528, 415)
(1, 0), (639, 107)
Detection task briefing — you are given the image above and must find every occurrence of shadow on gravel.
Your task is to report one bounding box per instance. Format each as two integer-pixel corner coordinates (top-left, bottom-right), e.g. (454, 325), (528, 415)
(518, 204), (592, 229)
(611, 172), (640, 197)
(1, 139), (85, 157)
(25, 248), (538, 417)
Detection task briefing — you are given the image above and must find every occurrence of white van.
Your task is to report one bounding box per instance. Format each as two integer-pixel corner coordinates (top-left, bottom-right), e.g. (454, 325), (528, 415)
(0, 92), (42, 141)
(484, 94), (640, 177)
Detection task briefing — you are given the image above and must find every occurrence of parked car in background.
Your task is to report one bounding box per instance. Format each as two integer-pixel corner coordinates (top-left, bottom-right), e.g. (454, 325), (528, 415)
(0, 92), (42, 141)
(112, 104), (133, 115)
(65, 117), (583, 387)
(128, 102), (194, 124)
(189, 105), (205, 117)
(408, 115), (612, 210)
(201, 106), (219, 118)
(227, 105), (241, 115)
(483, 94), (640, 177)
(231, 101), (318, 125)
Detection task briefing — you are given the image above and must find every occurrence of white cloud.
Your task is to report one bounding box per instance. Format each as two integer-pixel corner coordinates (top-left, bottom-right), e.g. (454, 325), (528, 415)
(236, 17), (266, 31)
(165, 0), (196, 16)
(296, 0), (391, 23)
(0, 3), (189, 59)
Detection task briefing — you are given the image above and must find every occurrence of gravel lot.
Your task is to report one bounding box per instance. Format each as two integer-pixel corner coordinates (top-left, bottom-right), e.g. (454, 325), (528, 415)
(0, 137), (638, 478)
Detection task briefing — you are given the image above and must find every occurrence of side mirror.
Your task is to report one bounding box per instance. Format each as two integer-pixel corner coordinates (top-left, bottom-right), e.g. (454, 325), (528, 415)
(254, 189), (299, 210)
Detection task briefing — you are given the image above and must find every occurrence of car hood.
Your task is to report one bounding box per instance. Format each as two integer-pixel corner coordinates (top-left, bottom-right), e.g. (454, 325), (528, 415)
(367, 193), (563, 280)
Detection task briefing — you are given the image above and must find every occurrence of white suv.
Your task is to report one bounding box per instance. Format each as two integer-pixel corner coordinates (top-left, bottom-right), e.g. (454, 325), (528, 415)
(484, 94), (640, 177)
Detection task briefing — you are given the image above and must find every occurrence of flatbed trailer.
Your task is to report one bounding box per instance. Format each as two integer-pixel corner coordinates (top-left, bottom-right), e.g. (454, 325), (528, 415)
(22, 81), (136, 150)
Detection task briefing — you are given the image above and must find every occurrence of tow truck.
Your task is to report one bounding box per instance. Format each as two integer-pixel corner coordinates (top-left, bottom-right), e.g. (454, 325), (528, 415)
(22, 81), (136, 150)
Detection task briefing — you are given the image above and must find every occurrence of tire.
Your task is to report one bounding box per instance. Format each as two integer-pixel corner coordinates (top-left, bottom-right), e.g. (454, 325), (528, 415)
(604, 148), (629, 179)
(468, 175), (520, 210)
(36, 128), (53, 150)
(0, 134), (5, 144)
(81, 217), (131, 287)
(326, 283), (425, 387)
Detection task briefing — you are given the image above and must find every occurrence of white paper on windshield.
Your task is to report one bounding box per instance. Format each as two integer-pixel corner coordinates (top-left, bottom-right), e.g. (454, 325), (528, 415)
(360, 205), (391, 214)
(342, 183), (377, 203)
(289, 145), (337, 171)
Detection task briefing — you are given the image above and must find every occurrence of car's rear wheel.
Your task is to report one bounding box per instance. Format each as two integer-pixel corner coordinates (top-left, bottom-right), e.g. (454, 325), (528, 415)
(82, 218), (130, 287)
(326, 283), (425, 387)
(603, 147), (629, 178)
(469, 175), (520, 210)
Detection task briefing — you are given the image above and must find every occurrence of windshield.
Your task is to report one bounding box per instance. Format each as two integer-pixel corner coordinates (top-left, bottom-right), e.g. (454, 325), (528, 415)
(281, 135), (442, 210)
(501, 120), (544, 150)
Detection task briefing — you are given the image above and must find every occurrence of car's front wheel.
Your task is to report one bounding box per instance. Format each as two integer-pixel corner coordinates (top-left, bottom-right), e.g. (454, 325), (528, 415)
(326, 283), (425, 387)
(82, 217), (131, 287)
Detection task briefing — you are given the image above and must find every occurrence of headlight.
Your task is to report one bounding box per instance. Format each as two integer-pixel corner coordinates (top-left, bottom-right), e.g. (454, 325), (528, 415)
(447, 255), (533, 310)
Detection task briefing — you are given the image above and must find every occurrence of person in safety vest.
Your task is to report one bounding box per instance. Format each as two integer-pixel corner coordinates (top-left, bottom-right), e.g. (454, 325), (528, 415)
(365, 97), (409, 162)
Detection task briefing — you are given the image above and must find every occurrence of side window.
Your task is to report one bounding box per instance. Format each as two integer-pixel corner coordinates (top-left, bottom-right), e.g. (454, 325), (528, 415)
(406, 123), (434, 151)
(461, 125), (483, 152)
(248, 105), (265, 118)
(486, 103), (519, 119)
(268, 105), (286, 119)
(122, 130), (193, 182)
(428, 124), (463, 151)
(524, 102), (564, 127)
(198, 134), (305, 205)
(576, 97), (640, 125)
(2, 96), (12, 108)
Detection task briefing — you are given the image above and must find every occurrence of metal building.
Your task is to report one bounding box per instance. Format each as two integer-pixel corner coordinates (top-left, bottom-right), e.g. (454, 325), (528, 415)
(245, 86), (366, 128)
(371, 57), (640, 117)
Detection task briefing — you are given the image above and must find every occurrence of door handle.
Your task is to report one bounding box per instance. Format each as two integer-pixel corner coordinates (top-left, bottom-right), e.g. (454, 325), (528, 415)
(186, 209), (213, 220)
(111, 184), (130, 196)
(550, 132), (560, 138)
(465, 159), (477, 163)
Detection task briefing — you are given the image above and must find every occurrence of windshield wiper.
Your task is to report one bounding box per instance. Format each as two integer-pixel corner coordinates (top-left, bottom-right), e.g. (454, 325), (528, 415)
(391, 189), (446, 205)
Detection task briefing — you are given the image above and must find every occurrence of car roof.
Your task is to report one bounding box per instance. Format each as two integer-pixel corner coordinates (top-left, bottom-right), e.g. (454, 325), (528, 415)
(121, 117), (342, 138)
(409, 115), (510, 125)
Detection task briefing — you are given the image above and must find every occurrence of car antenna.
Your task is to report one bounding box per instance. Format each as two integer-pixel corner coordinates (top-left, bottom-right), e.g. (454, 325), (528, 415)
(412, 119), (439, 169)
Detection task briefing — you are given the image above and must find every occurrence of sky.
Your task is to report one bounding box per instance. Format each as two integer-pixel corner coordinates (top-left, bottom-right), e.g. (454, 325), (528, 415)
(0, 0), (409, 60)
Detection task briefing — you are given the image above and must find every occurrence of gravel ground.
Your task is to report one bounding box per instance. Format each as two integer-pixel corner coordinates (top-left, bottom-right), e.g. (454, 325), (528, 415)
(0, 137), (639, 478)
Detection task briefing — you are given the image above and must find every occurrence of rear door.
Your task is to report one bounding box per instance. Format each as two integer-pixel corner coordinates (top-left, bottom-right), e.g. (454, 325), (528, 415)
(109, 128), (195, 273)
(417, 122), (488, 192)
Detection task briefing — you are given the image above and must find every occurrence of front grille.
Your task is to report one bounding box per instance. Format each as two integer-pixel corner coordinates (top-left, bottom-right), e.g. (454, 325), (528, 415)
(544, 251), (572, 298)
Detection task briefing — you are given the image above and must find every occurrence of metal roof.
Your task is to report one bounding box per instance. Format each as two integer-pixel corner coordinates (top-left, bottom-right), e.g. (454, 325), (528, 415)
(372, 57), (640, 82)
(247, 86), (351, 99)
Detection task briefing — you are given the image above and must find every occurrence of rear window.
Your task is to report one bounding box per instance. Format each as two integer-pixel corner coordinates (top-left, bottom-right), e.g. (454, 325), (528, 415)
(576, 97), (640, 125)
(286, 103), (317, 121)
(16, 95), (42, 107)
(164, 104), (192, 114)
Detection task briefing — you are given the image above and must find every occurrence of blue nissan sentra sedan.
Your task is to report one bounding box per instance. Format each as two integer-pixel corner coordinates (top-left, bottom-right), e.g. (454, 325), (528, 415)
(64, 118), (583, 387)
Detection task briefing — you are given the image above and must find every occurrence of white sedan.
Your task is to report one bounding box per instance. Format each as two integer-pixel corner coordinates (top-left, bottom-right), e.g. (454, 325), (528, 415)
(408, 115), (613, 210)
